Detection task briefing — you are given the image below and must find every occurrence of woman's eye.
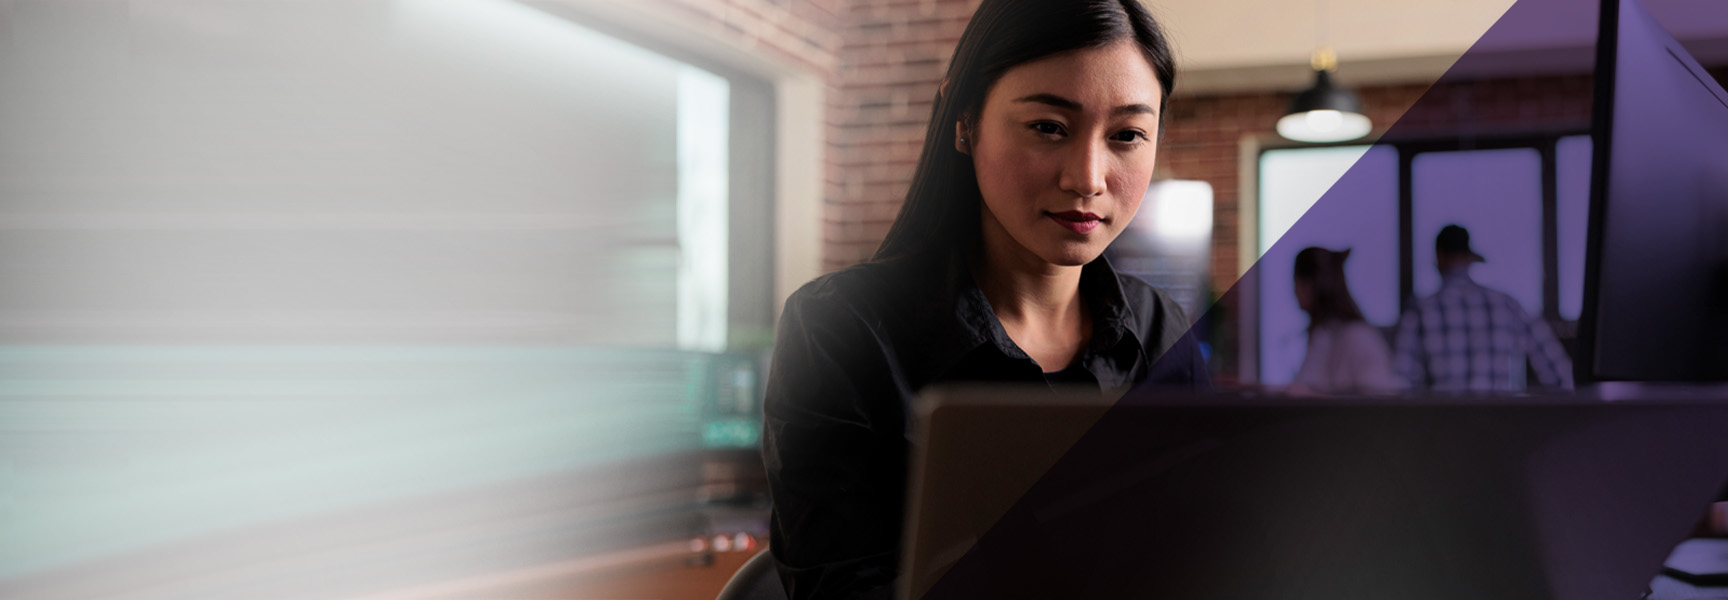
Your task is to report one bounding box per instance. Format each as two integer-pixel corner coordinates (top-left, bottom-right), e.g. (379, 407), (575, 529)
(1111, 130), (1148, 143)
(1029, 122), (1065, 136)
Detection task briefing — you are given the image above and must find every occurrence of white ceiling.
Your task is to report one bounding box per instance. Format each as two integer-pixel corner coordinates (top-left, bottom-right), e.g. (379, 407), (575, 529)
(1158, 0), (1728, 93)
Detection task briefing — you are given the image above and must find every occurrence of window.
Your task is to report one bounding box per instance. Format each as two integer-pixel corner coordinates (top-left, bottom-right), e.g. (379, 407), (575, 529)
(1254, 134), (1589, 384)
(1411, 148), (1544, 315)
(1556, 135), (1594, 321)
(0, 0), (774, 349)
(1257, 146), (1399, 385)
(0, 0), (780, 578)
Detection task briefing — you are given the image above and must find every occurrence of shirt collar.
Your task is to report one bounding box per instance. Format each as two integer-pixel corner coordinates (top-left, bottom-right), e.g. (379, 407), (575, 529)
(1441, 266), (1476, 286)
(917, 248), (1143, 378)
(1080, 254), (1136, 350)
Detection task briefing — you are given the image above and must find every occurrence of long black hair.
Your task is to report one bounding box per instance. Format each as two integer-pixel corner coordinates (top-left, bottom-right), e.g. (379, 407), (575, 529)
(871, 0), (1177, 263)
(1293, 246), (1367, 329)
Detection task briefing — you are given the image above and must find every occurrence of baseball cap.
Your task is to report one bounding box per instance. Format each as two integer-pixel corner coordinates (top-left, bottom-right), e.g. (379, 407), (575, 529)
(1436, 224), (1486, 263)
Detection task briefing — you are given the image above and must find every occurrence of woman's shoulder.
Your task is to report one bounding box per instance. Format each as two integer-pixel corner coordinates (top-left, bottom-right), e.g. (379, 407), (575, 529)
(780, 257), (936, 334)
(769, 259), (940, 412)
(786, 259), (921, 309)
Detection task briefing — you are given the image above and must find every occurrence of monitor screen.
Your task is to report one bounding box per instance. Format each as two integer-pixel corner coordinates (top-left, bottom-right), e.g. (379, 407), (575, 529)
(1580, 0), (1728, 382)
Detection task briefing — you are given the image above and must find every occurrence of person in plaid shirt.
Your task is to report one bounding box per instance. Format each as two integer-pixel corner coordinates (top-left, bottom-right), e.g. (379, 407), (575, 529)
(1394, 225), (1574, 392)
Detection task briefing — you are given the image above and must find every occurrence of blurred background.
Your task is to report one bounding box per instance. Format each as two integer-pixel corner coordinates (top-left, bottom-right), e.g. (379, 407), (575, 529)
(0, 0), (1725, 598)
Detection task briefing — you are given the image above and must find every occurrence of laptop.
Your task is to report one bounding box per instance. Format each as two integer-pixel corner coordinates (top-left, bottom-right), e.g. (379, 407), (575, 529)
(900, 387), (1728, 600)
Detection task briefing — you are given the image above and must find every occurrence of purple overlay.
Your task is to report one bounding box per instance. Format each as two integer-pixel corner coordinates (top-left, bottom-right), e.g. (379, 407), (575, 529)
(909, 0), (1728, 597)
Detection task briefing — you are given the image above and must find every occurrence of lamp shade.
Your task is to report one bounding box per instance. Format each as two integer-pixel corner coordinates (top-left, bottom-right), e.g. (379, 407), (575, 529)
(1277, 69), (1372, 143)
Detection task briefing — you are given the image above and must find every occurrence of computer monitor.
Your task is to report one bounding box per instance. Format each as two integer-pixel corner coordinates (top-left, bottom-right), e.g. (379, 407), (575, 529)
(1578, 0), (1728, 383)
(902, 387), (1728, 600)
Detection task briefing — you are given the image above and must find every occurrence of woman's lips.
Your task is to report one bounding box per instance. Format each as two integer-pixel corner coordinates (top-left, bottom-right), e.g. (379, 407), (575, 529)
(1046, 210), (1104, 234)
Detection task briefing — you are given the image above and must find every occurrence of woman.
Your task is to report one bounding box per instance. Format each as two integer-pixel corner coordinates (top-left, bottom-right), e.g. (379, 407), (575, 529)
(1286, 246), (1403, 395)
(762, 1), (1207, 597)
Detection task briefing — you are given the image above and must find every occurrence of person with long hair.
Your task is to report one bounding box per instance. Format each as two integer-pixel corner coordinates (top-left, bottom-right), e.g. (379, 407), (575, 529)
(1286, 246), (1403, 395)
(761, 1), (1208, 597)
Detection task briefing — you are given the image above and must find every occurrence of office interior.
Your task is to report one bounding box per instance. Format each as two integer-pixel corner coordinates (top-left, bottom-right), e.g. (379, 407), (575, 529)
(1, 0), (1725, 598)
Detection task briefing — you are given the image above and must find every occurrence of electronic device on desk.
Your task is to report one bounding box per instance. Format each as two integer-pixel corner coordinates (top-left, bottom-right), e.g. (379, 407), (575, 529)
(1579, 2), (1728, 596)
(1577, 0), (1728, 385)
(901, 388), (1728, 600)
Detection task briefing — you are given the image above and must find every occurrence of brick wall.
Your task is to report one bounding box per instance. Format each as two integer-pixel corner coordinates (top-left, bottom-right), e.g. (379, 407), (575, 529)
(825, 0), (981, 270)
(624, 0), (846, 74)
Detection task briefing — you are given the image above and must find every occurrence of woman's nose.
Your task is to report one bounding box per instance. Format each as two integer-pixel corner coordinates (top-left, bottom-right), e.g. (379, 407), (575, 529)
(1059, 140), (1108, 198)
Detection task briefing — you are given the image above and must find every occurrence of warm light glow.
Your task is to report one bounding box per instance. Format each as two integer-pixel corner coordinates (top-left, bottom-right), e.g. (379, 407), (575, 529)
(1306, 109), (1344, 132)
(1277, 109), (1373, 143)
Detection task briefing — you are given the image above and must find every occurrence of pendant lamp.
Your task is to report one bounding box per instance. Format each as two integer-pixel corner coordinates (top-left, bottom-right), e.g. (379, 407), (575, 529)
(1277, 48), (1371, 142)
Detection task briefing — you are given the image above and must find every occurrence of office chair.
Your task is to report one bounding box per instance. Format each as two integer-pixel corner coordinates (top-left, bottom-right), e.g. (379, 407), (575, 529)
(715, 549), (787, 600)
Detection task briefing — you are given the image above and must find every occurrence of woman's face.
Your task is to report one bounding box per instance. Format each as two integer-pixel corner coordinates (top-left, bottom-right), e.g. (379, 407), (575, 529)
(964, 40), (1164, 268)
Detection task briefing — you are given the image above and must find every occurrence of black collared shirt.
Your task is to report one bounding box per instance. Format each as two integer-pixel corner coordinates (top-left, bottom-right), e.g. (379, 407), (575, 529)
(761, 251), (1210, 600)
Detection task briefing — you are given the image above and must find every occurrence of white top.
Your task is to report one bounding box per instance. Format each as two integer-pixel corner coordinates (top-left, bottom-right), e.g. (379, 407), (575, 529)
(1290, 321), (1405, 395)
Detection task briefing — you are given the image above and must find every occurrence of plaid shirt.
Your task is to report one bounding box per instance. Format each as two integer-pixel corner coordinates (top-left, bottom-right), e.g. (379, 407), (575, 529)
(1394, 271), (1574, 392)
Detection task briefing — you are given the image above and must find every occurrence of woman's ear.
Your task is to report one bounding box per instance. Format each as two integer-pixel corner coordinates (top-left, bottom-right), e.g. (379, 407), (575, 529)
(954, 120), (971, 155)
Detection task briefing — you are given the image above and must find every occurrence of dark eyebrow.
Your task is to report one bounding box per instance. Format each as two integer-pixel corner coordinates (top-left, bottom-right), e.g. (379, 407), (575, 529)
(1013, 93), (1158, 117)
(1112, 103), (1157, 117)
(1014, 93), (1082, 111)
